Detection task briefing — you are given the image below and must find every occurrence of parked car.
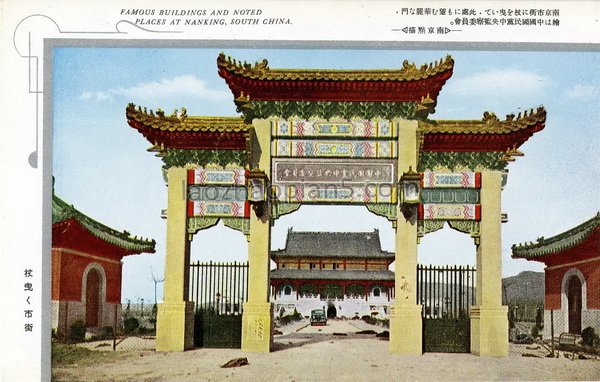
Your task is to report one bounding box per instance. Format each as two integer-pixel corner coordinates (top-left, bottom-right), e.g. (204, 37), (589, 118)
(513, 333), (535, 344)
(310, 309), (327, 326)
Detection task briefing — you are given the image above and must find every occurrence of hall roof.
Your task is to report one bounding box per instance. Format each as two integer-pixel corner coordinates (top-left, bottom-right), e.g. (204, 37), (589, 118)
(126, 103), (251, 150)
(53, 193), (156, 255)
(511, 212), (600, 262)
(217, 52), (454, 102)
(270, 269), (395, 282)
(271, 229), (394, 260)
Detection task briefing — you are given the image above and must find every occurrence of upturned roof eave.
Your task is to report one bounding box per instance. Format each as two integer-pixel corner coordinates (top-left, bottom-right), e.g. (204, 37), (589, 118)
(217, 53), (455, 82)
(52, 194), (156, 254)
(511, 213), (600, 260)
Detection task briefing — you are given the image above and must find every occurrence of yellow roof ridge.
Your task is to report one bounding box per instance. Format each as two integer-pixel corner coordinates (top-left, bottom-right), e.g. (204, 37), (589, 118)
(421, 106), (546, 134)
(217, 52), (454, 82)
(126, 103), (251, 132)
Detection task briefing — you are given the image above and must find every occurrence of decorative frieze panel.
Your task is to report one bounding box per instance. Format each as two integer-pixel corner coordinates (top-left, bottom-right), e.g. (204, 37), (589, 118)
(271, 118), (398, 159)
(188, 185), (248, 201)
(272, 119), (397, 139)
(246, 100), (418, 121)
(186, 166), (249, 218)
(421, 189), (480, 204)
(272, 158), (397, 204)
(161, 149), (247, 169)
(419, 204), (481, 221)
(187, 200), (249, 218)
(272, 139), (396, 158)
(418, 151), (506, 172)
(187, 167), (246, 185)
(422, 171), (481, 188)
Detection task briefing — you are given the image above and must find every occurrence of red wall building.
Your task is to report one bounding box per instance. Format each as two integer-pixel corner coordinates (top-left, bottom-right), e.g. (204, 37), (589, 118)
(512, 213), (600, 337)
(52, 193), (155, 335)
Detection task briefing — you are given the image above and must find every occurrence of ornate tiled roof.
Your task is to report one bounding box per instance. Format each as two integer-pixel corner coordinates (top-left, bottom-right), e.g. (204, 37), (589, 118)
(511, 212), (600, 259)
(270, 269), (395, 281)
(271, 229), (394, 259)
(126, 103), (251, 150)
(217, 53), (454, 82)
(53, 193), (156, 253)
(421, 107), (546, 152)
(218, 53), (454, 103)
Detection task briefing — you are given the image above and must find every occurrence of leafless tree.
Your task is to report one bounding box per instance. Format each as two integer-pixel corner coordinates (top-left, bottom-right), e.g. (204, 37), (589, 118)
(150, 267), (164, 306)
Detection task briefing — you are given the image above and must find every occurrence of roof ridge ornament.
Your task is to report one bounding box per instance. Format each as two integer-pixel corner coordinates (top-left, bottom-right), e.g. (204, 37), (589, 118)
(218, 52), (454, 81)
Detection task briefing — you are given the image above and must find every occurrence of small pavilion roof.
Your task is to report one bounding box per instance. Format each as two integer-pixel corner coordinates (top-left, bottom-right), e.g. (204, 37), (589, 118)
(511, 212), (600, 261)
(270, 269), (395, 282)
(53, 193), (156, 254)
(126, 103), (251, 150)
(217, 53), (454, 103)
(271, 229), (394, 260)
(422, 107), (546, 152)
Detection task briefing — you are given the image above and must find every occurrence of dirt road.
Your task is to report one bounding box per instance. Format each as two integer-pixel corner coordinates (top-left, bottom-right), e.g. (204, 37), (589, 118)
(53, 320), (600, 381)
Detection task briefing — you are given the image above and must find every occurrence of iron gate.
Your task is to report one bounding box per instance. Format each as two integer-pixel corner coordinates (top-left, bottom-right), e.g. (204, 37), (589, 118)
(417, 264), (476, 353)
(189, 261), (248, 348)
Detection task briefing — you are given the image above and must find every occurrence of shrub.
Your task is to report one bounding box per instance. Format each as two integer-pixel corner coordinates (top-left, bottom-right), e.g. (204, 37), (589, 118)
(68, 320), (86, 343)
(89, 326), (114, 341)
(123, 317), (139, 334)
(361, 315), (377, 325)
(582, 327), (599, 347)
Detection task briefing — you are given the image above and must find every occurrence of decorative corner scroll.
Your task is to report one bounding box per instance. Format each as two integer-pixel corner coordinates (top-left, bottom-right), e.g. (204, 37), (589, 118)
(271, 203), (301, 221)
(187, 217), (220, 235)
(222, 217), (250, 237)
(365, 204), (397, 224)
(448, 220), (481, 245)
(416, 220), (445, 243)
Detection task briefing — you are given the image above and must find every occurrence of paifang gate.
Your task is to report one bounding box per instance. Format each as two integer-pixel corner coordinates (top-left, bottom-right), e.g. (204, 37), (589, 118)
(126, 53), (545, 356)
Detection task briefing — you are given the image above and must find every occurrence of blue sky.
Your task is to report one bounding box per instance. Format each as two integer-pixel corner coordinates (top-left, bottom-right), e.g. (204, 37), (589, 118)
(52, 47), (599, 303)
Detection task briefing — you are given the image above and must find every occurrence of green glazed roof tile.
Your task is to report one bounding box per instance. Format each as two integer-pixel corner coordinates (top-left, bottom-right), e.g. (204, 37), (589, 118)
(53, 193), (156, 253)
(511, 213), (599, 259)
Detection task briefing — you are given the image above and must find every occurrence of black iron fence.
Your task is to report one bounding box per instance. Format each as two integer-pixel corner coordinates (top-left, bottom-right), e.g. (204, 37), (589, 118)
(189, 261), (249, 348)
(417, 264), (476, 353)
(189, 261), (249, 314)
(417, 264), (476, 319)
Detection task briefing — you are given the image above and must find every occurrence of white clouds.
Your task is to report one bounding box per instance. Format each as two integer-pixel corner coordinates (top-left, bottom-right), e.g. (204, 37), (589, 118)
(80, 75), (229, 103)
(565, 84), (596, 100)
(446, 68), (548, 98)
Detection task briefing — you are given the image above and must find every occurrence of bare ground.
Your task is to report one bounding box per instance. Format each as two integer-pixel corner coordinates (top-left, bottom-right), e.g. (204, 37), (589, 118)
(53, 320), (600, 382)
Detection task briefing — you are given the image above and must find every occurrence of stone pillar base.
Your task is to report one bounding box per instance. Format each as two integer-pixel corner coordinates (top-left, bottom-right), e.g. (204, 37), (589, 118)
(389, 304), (422, 355)
(470, 305), (508, 356)
(241, 302), (273, 353)
(156, 301), (195, 351)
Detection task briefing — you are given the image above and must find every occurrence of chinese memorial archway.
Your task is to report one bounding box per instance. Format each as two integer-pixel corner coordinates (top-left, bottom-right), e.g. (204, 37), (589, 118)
(126, 53), (545, 356)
